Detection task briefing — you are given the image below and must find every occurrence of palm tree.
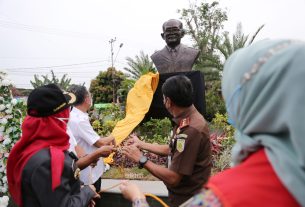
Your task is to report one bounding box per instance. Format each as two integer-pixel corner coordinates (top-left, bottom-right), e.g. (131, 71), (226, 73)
(30, 70), (72, 90)
(123, 51), (156, 80)
(217, 23), (265, 60)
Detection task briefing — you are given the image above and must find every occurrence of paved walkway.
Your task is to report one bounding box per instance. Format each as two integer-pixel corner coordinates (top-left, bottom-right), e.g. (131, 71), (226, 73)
(101, 179), (168, 196)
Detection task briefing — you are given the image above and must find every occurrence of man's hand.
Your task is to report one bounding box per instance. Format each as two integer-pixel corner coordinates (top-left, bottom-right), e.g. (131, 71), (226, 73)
(94, 135), (115, 148)
(88, 185), (101, 207)
(108, 135), (116, 146)
(122, 145), (143, 163)
(94, 135), (116, 147)
(97, 145), (115, 157)
(104, 135), (116, 146)
(119, 180), (145, 202)
(127, 133), (143, 148)
(88, 199), (96, 207)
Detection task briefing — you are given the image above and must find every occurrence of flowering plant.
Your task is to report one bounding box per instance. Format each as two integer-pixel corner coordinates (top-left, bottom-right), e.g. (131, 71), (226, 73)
(0, 71), (26, 206)
(209, 113), (235, 173)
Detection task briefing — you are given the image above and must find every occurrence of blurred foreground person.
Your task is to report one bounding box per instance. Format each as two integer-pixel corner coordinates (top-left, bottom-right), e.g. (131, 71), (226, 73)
(120, 39), (305, 207)
(7, 84), (99, 207)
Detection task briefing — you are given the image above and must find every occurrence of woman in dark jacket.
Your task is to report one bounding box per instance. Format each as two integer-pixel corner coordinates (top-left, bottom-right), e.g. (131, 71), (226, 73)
(7, 84), (99, 207)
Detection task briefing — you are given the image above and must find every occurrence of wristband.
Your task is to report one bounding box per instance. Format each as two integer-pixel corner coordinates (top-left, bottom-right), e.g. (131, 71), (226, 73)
(132, 198), (149, 207)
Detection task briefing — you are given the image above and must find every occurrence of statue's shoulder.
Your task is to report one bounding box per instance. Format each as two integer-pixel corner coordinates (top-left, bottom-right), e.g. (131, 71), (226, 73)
(181, 44), (200, 53)
(151, 47), (167, 59)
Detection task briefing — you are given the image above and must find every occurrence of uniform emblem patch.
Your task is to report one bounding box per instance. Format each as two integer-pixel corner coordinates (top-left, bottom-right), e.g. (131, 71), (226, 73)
(176, 139), (185, 152)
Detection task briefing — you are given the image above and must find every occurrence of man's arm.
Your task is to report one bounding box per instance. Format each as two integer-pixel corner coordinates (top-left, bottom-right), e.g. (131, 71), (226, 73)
(73, 120), (115, 148)
(76, 145), (114, 170)
(75, 145), (86, 157)
(29, 161), (97, 207)
(122, 145), (182, 186)
(140, 142), (170, 157)
(129, 134), (170, 156)
(144, 160), (182, 186)
(120, 181), (149, 207)
(93, 135), (115, 148)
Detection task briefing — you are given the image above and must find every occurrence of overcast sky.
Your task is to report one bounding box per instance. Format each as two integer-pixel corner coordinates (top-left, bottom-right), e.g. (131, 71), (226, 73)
(0, 0), (304, 89)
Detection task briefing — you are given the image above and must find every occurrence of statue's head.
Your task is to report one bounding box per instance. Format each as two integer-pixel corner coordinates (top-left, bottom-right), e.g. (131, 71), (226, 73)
(161, 19), (185, 48)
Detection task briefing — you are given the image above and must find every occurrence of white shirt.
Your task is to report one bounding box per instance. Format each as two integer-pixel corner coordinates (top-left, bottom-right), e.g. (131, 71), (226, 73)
(68, 107), (104, 185)
(67, 127), (77, 154)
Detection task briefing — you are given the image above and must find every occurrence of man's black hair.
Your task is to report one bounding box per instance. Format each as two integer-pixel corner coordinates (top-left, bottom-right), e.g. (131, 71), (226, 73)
(67, 85), (89, 106)
(161, 75), (193, 107)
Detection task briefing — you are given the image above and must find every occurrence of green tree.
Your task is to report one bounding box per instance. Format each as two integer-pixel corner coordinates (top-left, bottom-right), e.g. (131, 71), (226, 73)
(179, 1), (228, 75)
(205, 80), (226, 121)
(178, 1), (228, 121)
(217, 23), (265, 60)
(30, 70), (72, 90)
(178, 1), (264, 121)
(123, 51), (156, 80)
(89, 67), (127, 103)
(117, 78), (135, 105)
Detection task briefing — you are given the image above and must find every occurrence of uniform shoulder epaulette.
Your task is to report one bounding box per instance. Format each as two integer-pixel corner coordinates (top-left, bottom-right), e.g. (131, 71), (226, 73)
(179, 117), (190, 129)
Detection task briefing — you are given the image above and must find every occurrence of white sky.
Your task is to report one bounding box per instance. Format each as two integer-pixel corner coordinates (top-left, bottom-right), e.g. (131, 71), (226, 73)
(0, 0), (304, 89)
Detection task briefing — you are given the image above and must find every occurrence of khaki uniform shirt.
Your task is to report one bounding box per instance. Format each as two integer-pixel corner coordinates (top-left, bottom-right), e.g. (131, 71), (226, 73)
(167, 105), (211, 207)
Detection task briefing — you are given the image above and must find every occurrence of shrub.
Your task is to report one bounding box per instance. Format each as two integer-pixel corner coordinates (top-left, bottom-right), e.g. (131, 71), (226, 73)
(136, 117), (172, 145)
(91, 103), (124, 136)
(0, 71), (26, 206)
(205, 80), (226, 121)
(210, 113), (234, 138)
(209, 113), (235, 173)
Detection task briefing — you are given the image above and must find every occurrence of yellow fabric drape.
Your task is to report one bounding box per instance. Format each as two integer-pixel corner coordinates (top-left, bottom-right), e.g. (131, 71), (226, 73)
(104, 73), (159, 164)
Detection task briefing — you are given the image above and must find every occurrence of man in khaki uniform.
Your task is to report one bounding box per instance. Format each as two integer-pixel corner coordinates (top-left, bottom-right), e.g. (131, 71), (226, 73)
(123, 75), (211, 207)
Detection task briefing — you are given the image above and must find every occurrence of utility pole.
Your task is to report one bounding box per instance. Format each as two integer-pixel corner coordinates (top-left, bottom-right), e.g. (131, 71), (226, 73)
(109, 37), (123, 103)
(109, 37), (116, 103)
(109, 38), (124, 103)
(109, 37), (116, 69)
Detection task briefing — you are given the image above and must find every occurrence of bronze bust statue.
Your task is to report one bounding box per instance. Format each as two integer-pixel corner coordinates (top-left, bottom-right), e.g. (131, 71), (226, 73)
(151, 19), (200, 74)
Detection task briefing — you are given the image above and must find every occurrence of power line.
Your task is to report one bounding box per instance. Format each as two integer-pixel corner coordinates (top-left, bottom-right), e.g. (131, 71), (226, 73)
(0, 19), (106, 40)
(8, 70), (97, 75)
(8, 72), (100, 76)
(6, 65), (126, 74)
(0, 56), (106, 60)
(7, 70), (102, 75)
(7, 65), (127, 76)
(3, 60), (111, 70)
(7, 65), (106, 72)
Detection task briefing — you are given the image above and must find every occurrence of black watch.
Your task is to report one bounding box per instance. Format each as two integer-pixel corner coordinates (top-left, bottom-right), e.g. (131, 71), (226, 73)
(138, 155), (148, 169)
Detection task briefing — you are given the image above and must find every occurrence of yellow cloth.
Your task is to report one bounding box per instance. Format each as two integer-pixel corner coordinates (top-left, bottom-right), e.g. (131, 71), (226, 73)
(104, 73), (159, 164)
